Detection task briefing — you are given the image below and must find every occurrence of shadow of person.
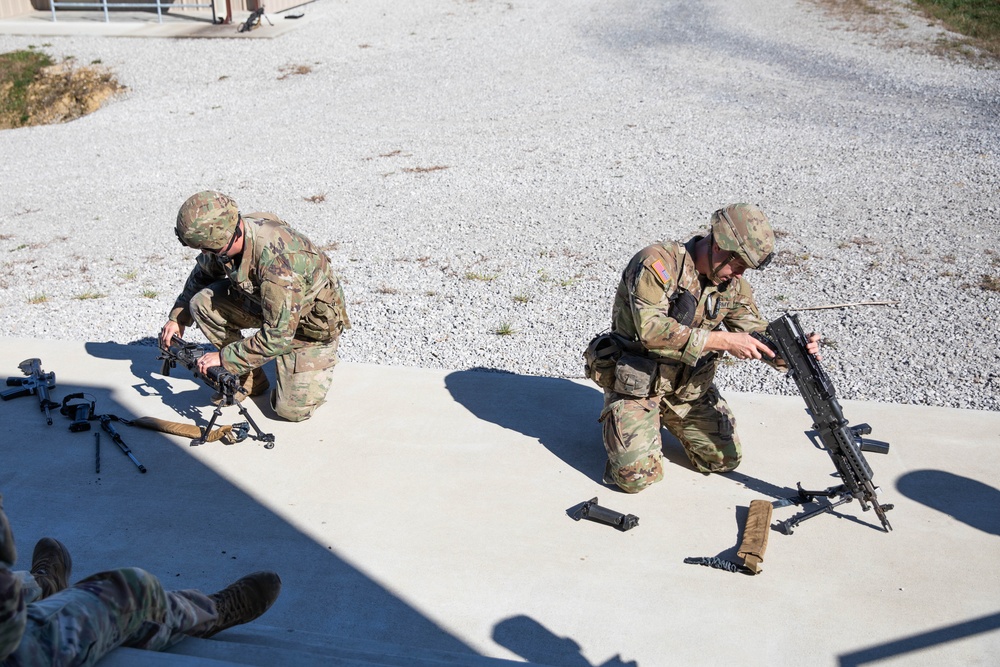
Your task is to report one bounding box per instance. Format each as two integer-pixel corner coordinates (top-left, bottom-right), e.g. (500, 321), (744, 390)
(897, 470), (1000, 536)
(493, 615), (637, 667)
(444, 368), (607, 482)
(444, 368), (802, 497)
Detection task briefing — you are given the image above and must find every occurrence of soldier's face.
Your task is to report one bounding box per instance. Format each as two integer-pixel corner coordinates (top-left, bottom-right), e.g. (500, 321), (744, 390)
(710, 248), (749, 284)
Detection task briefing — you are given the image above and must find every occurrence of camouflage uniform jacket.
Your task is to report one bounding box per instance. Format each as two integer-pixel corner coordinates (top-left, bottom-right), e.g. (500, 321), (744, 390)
(610, 237), (769, 400)
(168, 214), (351, 375)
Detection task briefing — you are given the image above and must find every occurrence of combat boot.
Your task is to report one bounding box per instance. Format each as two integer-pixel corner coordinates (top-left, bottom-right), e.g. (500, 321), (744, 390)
(212, 368), (270, 406)
(31, 537), (72, 598)
(194, 570), (281, 639)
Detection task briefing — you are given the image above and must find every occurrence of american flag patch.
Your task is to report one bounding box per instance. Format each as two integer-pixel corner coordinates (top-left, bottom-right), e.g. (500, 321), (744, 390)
(651, 259), (670, 284)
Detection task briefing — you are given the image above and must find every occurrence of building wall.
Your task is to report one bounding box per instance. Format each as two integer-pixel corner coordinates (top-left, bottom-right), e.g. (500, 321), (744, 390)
(0, 0), (306, 20)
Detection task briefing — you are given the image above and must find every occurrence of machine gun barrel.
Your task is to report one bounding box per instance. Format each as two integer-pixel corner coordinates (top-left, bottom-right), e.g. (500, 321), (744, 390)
(99, 415), (147, 473)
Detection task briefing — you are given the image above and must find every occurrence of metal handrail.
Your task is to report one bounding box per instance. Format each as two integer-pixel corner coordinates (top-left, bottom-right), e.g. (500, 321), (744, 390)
(49, 0), (216, 24)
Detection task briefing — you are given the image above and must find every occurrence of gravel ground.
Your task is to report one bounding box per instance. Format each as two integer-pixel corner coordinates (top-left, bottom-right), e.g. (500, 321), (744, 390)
(0, 0), (998, 411)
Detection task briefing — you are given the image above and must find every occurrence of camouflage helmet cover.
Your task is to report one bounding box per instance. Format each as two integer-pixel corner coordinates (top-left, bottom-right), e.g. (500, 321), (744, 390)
(175, 191), (240, 250)
(710, 203), (775, 270)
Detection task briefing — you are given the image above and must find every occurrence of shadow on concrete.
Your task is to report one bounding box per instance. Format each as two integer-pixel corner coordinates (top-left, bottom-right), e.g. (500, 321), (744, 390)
(444, 368), (608, 482)
(493, 615), (637, 667)
(838, 611), (1000, 667)
(896, 470), (1000, 536)
(0, 342), (482, 658)
(444, 368), (805, 503)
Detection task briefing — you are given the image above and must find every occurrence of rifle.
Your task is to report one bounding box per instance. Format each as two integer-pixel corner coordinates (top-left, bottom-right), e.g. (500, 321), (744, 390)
(2, 358), (58, 425)
(751, 313), (893, 534)
(157, 335), (275, 449)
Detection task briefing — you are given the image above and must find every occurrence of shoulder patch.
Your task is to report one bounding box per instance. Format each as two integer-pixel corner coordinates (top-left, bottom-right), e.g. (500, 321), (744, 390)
(651, 259), (670, 284)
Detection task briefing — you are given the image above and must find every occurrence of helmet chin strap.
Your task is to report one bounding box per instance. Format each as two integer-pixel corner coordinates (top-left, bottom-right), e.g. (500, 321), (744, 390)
(215, 218), (243, 263)
(707, 235), (729, 284)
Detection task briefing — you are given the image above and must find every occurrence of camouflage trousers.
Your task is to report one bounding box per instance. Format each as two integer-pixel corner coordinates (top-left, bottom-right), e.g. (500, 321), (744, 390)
(1, 567), (215, 667)
(599, 384), (742, 493)
(190, 281), (340, 422)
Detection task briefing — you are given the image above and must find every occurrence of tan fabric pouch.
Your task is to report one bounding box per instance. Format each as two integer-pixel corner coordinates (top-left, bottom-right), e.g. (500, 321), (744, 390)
(737, 499), (774, 574)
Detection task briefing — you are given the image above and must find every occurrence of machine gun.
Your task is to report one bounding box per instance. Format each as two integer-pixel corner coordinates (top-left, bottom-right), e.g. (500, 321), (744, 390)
(237, 6), (272, 32)
(751, 313), (893, 534)
(158, 335), (275, 449)
(2, 358), (58, 425)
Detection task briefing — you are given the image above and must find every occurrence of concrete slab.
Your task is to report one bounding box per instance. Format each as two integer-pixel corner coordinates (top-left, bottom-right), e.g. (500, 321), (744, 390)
(0, 8), (304, 38)
(1, 337), (998, 666)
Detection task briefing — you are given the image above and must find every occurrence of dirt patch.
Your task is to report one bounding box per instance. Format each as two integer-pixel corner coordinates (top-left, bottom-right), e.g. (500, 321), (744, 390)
(809, 0), (998, 63)
(0, 58), (125, 130)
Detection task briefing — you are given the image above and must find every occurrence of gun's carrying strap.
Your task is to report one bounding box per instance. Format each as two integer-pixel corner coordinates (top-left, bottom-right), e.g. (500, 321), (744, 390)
(737, 499), (773, 574)
(128, 416), (245, 444)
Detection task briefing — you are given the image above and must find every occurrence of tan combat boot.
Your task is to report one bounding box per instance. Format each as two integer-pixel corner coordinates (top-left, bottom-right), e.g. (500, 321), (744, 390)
(212, 368), (270, 406)
(194, 570), (281, 638)
(31, 537), (72, 598)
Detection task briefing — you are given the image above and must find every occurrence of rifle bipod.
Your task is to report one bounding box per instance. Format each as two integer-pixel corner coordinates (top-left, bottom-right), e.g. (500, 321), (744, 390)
(196, 401), (275, 449)
(775, 482), (893, 535)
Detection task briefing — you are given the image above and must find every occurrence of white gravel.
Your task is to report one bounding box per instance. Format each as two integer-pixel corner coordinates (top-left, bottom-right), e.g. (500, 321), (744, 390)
(0, 0), (998, 411)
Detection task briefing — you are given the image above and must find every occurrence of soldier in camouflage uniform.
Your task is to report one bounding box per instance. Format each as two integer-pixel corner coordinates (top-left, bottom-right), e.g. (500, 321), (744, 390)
(0, 493), (281, 666)
(160, 191), (351, 422)
(586, 204), (821, 493)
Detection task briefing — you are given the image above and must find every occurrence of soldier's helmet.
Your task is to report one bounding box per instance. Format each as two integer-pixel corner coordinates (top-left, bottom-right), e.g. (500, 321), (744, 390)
(175, 191), (239, 251)
(710, 203), (775, 270)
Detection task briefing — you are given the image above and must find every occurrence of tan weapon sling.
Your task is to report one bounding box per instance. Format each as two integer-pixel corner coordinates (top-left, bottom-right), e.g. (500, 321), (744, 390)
(128, 416), (244, 444)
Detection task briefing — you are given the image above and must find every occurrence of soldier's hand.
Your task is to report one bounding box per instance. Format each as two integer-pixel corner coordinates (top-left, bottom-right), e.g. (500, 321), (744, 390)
(806, 332), (823, 361)
(196, 351), (222, 375)
(159, 321), (184, 350)
(708, 331), (774, 361)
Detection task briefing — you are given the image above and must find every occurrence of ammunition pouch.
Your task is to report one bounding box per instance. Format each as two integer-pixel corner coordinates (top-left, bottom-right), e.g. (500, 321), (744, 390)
(298, 283), (350, 343)
(613, 353), (658, 398)
(583, 332), (622, 390)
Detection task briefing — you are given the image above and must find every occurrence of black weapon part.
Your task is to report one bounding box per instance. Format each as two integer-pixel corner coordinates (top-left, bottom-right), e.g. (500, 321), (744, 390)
(750, 331), (780, 359)
(99, 415), (147, 474)
(684, 556), (744, 573)
(60, 393), (96, 432)
(571, 497), (639, 532)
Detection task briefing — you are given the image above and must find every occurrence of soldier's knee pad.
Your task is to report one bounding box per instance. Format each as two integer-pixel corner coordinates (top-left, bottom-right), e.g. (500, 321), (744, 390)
(271, 392), (316, 423)
(611, 455), (664, 493)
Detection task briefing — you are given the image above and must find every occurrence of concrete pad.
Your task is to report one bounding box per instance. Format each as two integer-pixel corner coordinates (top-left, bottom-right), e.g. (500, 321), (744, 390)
(1, 337), (998, 666)
(0, 8), (303, 38)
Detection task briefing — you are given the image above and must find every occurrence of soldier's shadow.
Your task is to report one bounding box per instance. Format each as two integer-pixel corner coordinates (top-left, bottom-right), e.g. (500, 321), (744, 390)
(444, 368), (608, 483)
(444, 367), (798, 500)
